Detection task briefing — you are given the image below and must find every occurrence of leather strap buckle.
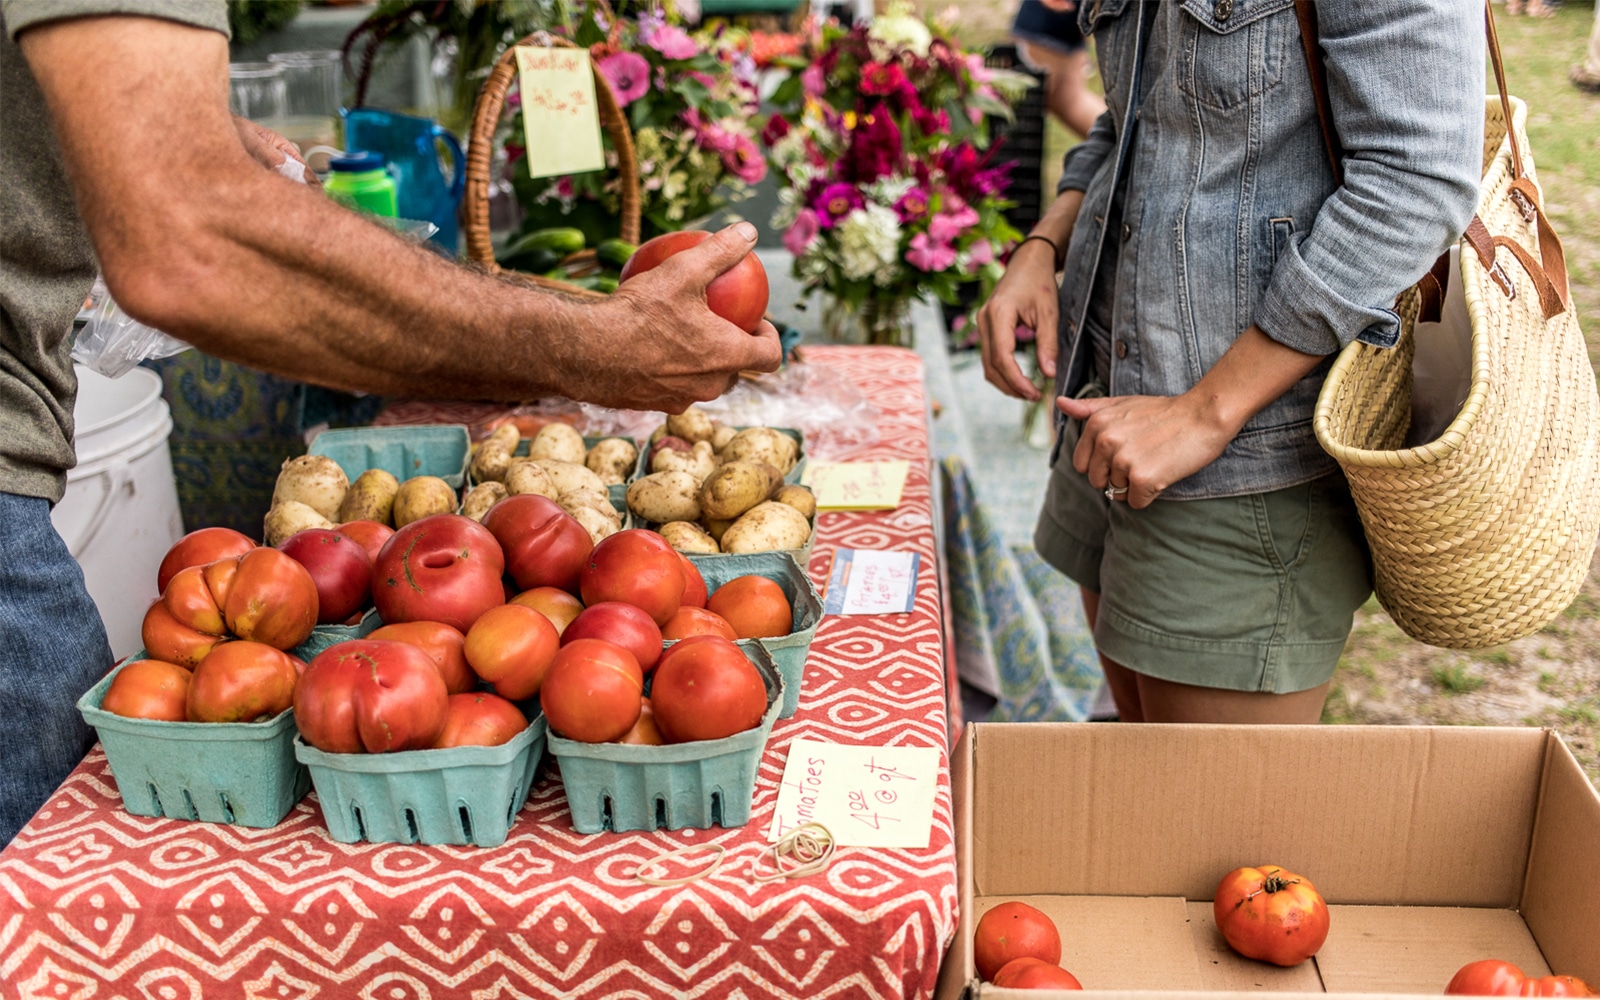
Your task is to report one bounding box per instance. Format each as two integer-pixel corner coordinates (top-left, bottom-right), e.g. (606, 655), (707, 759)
(1489, 260), (1517, 300)
(1510, 186), (1537, 224)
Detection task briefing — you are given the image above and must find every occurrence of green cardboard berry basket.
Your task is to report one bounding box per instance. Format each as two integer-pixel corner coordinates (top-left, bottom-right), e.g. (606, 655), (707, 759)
(478, 434), (637, 514)
(293, 611), (383, 660)
(77, 656), (309, 828)
(309, 424), (472, 489)
(548, 644), (783, 834)
(294, 709), (547, 848)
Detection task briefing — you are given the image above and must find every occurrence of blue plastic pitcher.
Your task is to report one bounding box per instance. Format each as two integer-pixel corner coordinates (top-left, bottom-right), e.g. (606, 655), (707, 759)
(342, 108), (464, 253)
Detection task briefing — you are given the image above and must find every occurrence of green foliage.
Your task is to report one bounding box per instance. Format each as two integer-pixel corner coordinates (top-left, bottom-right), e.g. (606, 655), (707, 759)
(1431, 663), (1487, 695)
(228, 0), (304, 45)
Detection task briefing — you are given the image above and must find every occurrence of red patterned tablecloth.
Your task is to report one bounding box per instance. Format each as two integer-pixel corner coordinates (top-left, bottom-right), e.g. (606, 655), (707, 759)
(0, 347), (957, 1000)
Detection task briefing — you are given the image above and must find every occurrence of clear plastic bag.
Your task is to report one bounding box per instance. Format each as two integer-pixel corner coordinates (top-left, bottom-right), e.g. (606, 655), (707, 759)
(70, 277), (193, 378)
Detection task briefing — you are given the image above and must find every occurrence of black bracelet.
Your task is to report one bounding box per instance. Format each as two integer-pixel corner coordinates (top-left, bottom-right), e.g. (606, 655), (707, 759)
(1018, 233), (1062, 270)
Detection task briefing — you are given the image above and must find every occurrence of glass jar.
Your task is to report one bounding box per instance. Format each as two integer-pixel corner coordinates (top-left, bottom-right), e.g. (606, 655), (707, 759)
(821, 296), (915, 347)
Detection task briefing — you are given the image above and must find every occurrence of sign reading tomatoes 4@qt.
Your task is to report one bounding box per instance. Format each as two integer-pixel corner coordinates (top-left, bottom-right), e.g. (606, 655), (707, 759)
(769, 739), (940, 848)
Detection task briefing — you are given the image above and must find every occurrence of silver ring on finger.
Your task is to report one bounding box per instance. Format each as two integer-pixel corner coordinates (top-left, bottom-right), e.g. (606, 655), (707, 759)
(1104, 485), (1129, 501)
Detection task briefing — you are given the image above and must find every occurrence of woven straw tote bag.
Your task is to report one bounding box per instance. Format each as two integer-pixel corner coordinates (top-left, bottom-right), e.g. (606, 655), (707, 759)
(1302, 2), (1600, 649)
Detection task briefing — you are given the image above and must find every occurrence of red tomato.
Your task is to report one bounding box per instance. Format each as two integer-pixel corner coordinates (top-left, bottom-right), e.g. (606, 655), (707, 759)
(540, 638), (643, 742)
(336, 520), (394, 563)
(279, 528), (374, 624)
(562, 601), (663, 672)
(1524, 978), (1598, 997)
(372, 514), (506, 632)
(222, 547), (320, 650)
(202, 557), (239, 612)
(974, 902), (1063, 982)
(157, 527), (255, 593)
(649, 636), (766, 743)
(707, 574), (792, 639)
(579, 529), (685, 626)
(162, 564), (226, 636)
(142, 601), (227, 669)
(616, 696), (663, 745)
(481, 494), (593, 593)
(991, 958), (1083, 990)
(464, 604), (560, 700)
(619, 230), (770, 333)
(432, 692), (528, 748)
(678, 553), (708, 609)
(294, 639), (450, 753)
(185, 641), (298, 723)
(368, 621), (475, 694)
(1449, 961), (1529, 996)
(660, 606), (738, 642)
(1213, 865), (1330, 967)
(510, 586), (586, 635)
(102, 660), (191, 722)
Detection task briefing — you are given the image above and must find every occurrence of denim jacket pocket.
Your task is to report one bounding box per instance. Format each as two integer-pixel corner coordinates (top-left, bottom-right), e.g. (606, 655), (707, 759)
(1175, 0), (1296, 111)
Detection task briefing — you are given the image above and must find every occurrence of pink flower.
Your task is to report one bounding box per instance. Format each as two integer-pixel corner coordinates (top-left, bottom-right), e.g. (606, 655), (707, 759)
(893, 186), (931, 222)
(928, 204), (979, 244)
(914, 106), (950, 135)
(696, 120), (738, 155)
(814, 182), (864, 227)
(967, 239), (995, 267)
(647, 24), (699, 60)
(802, 64), (826, 98)
(861, 61), (909, 96)
(597, 51), (650, 106)
(784, 208), (821, 255)
(907, 232), (958, 272)
(722, 135), (767, 184)
(555, 176), (576, 199)
(964, 53), (993, 84)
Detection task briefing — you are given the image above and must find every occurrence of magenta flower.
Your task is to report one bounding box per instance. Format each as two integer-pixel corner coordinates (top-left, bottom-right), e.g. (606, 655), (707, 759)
(647, 24), (699, 60)
(761, 115), (790, 147)
(814, 182), (864, 227)
(893, 186), (931, 223)
(914, 106), (950, 135)
(722, 135), (767, 184)
(598, 51), (650, 106)
(802, 64), (826, 98)
(907, 232), (958, 272)
(861, 61), (909, 96)
(696, 120), (738, 155)
(784, 208), (821, 255)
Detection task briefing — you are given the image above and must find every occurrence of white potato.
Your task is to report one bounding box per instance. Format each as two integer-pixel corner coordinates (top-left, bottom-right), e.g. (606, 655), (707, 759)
(272, 455), (349, 521)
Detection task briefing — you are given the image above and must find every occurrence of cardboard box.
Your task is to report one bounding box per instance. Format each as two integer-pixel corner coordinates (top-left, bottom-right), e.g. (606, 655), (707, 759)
(937, 724), (1600, 998)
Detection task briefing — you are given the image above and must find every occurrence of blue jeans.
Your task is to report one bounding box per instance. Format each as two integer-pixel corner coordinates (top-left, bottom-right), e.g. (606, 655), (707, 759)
(0, 492), (113, 846)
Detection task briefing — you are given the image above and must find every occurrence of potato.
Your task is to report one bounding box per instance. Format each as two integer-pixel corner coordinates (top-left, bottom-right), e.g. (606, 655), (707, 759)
(503, 459), (558, 499)
(263, 501), (334, 547)
(528, 422), (587, 464)
(709, 422), (738, 454)
(721, 427), (798, 474)
(627, 470), (702, 524)
(773, 484), (817, 521)
(585, 437), (638, 486)
(559, 488), (621, 526)
(568, 503), (620, 545)
(534, 459), (605, 497)
(659, 520), (720, 554)
(393, 475), (458, 527)
(336, 468), (400, 525)
(484, 423), (520, 451)
(652, 440), (717, 481)
(720, 501), (812, 554)
(699, 461), (776, 520)
(461, 481), (507, 521)
(666, 406), (715, 444)
(471, 440), (516, 484)
(703, 516), (735, 543)
(272, 455), (348, 521)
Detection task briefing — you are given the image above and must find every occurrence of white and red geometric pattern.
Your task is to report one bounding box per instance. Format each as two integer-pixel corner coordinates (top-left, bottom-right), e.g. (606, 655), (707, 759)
(0, 347), (957, 999)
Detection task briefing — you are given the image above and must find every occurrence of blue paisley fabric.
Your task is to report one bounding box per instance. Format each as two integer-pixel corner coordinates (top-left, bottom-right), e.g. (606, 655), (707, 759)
(940, 456), (1102, 722)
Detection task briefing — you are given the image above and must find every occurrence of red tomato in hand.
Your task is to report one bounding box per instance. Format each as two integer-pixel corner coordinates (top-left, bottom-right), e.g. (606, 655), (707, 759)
(372, 514), (506, 632)
(660, 606), (738, 642)
(223, 547), (320, 650)
(561, 601), (663, 672)
(974, 902), (1062, 982)
(368, 621), (475, 694)
(619, 230), (770, 333)
(1213, 865), (1330, 967)
(649, 636), (766, 743)
(162, 564), (226, 636)
(992, 958), (1083, 990)
(294, 639), (450, 753)
(279, 528), (373, 624)
(102, 660), (191, 722)
(142, 601), (227, 669)
(186, 641), (298, 723)
(157, 527), (255, 593)
(678, 553), (708, 609)
(463, 603), (560, 700)
(540, 638), (643, 742)
(510, 586), (585, 635)
(336, 520), (394, 563)
(432, 692), (528, 748)
(580, 529), (685, 626)
(481, 494), (592, 594)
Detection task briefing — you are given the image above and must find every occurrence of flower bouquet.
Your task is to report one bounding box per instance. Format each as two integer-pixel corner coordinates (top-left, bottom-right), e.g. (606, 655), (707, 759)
(503, 3), (766, 247)
(761, 3), (1031, 346)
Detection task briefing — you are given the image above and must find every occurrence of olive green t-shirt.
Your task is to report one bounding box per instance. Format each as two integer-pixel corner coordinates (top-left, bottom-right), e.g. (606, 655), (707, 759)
(0, 0), (227, 502)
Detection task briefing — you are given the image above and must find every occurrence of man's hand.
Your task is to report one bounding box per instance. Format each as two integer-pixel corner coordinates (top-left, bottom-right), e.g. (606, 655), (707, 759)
(233, 116), (318, 186)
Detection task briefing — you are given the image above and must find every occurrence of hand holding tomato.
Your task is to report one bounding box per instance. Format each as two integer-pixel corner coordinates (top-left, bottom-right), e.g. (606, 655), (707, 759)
(974, 901), (1062, 982)
(620, 228), (770, 333)
(1213, 865), (1330, 967)
(1447, 961), (1596, 997)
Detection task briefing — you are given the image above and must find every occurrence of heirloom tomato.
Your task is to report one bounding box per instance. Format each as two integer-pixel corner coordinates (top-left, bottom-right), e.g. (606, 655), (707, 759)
(510, 586), (585, 635)
(991, 958), (1082, 990)
(649, 636), (766, 743)
(561, 601), (663, 672)
(102, 660), (190, 722)
(660, 606), (738, 642)
(1447, 963), (1597, 998)
(707, 574), (792, 639)
(142, 601), (226, 669)
(973, 901), (1062, 982)
(463, 603), (560, 701)
(372, 514), (506, 632)
(432, 692), (528, 748)
(540, 639), (643, 743)
(1213, 865), (1330, 967)
(157, 527), (254, 592)
(222, 547), (319, 650)
(162, 564), (226, 635)
(619, 230), (770, 333)
(678, 554), (708, 609)
(185, 641), (298, 723)
(279, 528), (373, 624)
(481, 494), (592, 593)
(367, 621), (474, 694)
(294, 639), (450, 753)
(335, 519), (394, 563)
(579, 529), (685, 626)
(1522, 978), (1598, 997)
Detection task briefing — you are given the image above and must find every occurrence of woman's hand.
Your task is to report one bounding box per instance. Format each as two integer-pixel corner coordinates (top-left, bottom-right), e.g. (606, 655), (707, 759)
(976, 239), (1062, 401)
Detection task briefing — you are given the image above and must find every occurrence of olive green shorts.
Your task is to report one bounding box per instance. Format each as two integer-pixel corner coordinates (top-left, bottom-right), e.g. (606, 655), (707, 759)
(1033, 421), (1373, 694)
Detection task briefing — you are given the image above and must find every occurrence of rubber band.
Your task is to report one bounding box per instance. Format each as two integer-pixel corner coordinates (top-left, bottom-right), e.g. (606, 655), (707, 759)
(633, 843), (726, 887)
(750, 823), (836, 883)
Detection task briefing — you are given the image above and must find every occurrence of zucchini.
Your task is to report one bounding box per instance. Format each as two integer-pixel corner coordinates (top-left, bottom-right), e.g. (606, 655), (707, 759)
(594, 238), (638, 270)
(497, 227), (587, 272)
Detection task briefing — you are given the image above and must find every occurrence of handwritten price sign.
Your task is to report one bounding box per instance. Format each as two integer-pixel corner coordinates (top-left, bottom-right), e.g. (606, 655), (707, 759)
(514, 46), (604, 179)
(824, 548), (919, 616)
(769, 739), (941, 848)
(802, 460), (909, 511)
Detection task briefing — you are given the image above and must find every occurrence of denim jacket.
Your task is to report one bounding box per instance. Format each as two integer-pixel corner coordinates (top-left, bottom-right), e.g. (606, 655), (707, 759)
(1052, 0), (1484, 498)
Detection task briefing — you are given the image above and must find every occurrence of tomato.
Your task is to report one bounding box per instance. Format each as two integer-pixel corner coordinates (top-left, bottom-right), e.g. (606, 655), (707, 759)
(649, 636), (766, 743)
(1524, 978), (1598, 997)
(432, 692), (528, 748)
(368, 621), (475, 694)
(1213, 865), (1330, 967)
(678, 554), (708, 609)
(372, 514), (506, 632)
(510, 586), (586, 635)
(580, 529), (685, 626)
(336, 520), (394, 563)
(661, 606), (738, 642)
(202, 557), (239, 612)
(1448, 962), (1597, 997)
(294, 639), (450, 753)
(102, 660), (190, 722)
(463, 603), (560, 700)
(162, 564), (226, 636)
(222, 547), (320, 650)
(973, 902), (1062, 981)
(279, 528), (373, 624)
(619, 230), (770, 333)
(562, 601), (663, 672)
(707, 574), (792, 639)
(142, 601), (227, 669)
(157, 527), (255, 593)
(481, 494), (593, 594)
(540, 638), (643, 743)
(991, 958), (1083, 990)
(616, 696), (663, 745)
(185, 641), (298, 723)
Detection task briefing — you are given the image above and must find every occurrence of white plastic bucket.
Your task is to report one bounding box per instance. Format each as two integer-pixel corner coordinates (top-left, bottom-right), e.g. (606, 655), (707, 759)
(51, 365), (184, 659)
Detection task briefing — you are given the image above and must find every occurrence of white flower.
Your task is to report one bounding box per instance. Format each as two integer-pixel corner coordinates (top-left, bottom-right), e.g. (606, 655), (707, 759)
(771, 186), (802, 230)
(771, 131), (809, 171)
(865, 174), (915, 208)
(836, 204), (902, 282)
(869, 1), (932, 57)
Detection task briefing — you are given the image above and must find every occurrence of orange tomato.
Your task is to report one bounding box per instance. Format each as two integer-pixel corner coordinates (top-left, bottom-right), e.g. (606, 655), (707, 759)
(464, 604), (560, 701)
(102, 660), (191, 722)
(706, 575), (792, 639)
(510, 586), (586, 635)
(142, 601), (227, 669)
(368, 621), (476, 694)
(162, 565), (226, 636)
(660, 606), (738, 642)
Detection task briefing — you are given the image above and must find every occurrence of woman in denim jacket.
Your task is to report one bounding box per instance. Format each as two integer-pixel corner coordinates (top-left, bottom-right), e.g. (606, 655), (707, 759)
(976, 1), (1484, 723)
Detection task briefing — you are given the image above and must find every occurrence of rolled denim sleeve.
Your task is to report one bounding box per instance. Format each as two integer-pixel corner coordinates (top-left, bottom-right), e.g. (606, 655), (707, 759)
(1255, 1), (1484, 355)
(1057, 109), (1117, 194)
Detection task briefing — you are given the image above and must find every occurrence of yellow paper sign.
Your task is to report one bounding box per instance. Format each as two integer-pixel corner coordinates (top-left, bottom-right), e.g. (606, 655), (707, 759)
(801, 461), (910, 511)
(515, 46), (604, 179)
(769, 739), (941, 848)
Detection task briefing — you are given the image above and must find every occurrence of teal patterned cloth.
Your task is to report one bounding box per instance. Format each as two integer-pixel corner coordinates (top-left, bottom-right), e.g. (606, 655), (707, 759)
(941, 456), (1103, 722)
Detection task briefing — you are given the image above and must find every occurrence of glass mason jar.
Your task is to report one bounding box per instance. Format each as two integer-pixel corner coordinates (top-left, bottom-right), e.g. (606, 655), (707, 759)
(821, 296), (914, 347)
